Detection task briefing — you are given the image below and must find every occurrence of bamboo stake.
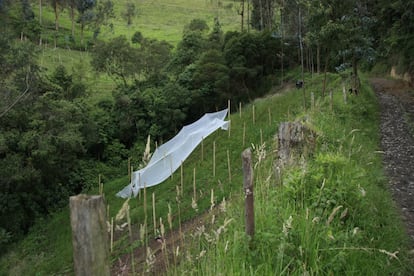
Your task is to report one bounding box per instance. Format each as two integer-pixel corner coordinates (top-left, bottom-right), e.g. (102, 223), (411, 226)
(152, 192), (156, 235)
(98, 174), (102, 195)
(170, 155), (173, 179)
(126, 208), (135, 275)
(252, 105), (256, 124)
(227, 150), (231, 182)
(193, 167), (197, 201)
(210, 188), (215, 211)
(180, 162), (183, 195)
(268, 107), (271, 125)
(110, 217), (114, 253)
(144, 182), (148, 247)
(243, 122), (246, 147)
(342, 83), (347, 104)
(213, 141), (216, 177)
(106, 204), (110, 222)
(260, 129), (263, 145)
(330, 89), (333, 112)
(228, 99), (231, 137)
(128, 157), (131, 180)
(201, 137), (204, 161)
(239, 102), (242, 118)
(311, 92), (315, 111)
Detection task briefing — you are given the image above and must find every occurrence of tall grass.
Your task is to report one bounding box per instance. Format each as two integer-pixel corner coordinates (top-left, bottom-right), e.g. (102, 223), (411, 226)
(167, 73), (414, 275)
(1, 72), (413, 274)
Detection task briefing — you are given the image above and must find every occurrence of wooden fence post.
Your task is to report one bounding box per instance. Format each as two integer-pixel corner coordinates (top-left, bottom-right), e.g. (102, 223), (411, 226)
(242, 148), (254, 239)
(69, 194), (110, 276)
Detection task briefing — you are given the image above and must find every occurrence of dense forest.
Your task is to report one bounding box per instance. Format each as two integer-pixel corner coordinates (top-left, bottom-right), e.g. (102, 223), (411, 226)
(0, 0), (413, 249)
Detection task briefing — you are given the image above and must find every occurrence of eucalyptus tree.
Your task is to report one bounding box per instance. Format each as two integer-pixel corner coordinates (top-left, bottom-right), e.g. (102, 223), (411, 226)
(122, 1), (136, 26)
(251, 0), (277, 31)
(48, 0), (66, 47)
(75, 0), (96, 45)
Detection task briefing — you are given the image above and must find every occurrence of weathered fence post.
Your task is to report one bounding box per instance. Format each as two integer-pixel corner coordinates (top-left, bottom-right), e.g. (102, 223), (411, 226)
(242, 148), (254, 239)
(69, 194), (110, 276)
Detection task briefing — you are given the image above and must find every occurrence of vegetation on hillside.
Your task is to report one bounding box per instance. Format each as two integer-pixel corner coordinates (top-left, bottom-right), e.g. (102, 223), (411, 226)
(0, 0), (413, 274)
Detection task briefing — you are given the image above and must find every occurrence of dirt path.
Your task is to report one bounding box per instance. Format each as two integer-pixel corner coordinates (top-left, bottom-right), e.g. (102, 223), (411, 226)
(370, 78), (414, 246)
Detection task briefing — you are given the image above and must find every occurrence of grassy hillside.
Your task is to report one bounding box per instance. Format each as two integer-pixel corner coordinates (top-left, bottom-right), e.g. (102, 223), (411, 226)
(36, 0), (241, 104)
(1, 71), (413, 274)
(36, 0), (240, 48)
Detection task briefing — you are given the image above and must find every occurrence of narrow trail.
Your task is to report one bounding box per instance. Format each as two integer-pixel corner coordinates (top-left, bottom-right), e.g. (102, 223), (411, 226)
(370, 78), (414, 246)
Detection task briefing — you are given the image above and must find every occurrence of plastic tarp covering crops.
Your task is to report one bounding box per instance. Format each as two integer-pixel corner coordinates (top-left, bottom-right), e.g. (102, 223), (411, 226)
(117, 109), (229, 198)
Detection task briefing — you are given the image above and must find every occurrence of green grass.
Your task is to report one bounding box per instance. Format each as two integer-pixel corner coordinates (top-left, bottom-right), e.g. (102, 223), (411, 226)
(35, 0), (240, 48)
(166, 73), (414, 275)
(2, 72), (413, 275)
(34, 0), (241, 104)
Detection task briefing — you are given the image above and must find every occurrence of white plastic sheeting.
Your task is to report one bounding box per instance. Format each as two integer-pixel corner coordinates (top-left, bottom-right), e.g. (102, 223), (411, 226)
(117, 109), (229, 198)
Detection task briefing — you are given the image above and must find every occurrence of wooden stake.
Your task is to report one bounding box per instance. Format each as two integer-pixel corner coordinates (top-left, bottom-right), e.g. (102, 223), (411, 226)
(242, 149), (255, 239)
(227, 150), (231, 182)
(70, 195), (110, 276)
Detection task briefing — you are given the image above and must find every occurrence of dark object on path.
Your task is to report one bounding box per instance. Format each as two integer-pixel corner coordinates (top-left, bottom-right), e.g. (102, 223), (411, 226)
(296, 80), (303, 89)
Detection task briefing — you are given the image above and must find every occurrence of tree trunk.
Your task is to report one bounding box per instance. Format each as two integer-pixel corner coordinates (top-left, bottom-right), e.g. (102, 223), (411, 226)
(240, 0), (245, 32)
(352, 54), (359, 91)
(280, 1), (284, 85)
(247, 0), (250, 32)
(53, 3), (59, 48)
(70, 6), (75, 37)
(259, 0), (263, 30)
(322, 50), (329, 97)
(39, 0), (42, 46)
(298, 6), (306, 109)
(317, 43), (320, 74)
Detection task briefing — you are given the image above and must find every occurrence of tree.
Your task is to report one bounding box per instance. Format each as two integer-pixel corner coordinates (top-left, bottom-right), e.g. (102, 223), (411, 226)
(122, 1), (136, 26)
(48, 0), (66, 47)
(10, 0), (40, 41)
(251, 0), (276, 31)
(67, 0), (76, 37)
(90, 36), (142, 86)
(76, 0), (96, 45)
(92, 0), (115, 37)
